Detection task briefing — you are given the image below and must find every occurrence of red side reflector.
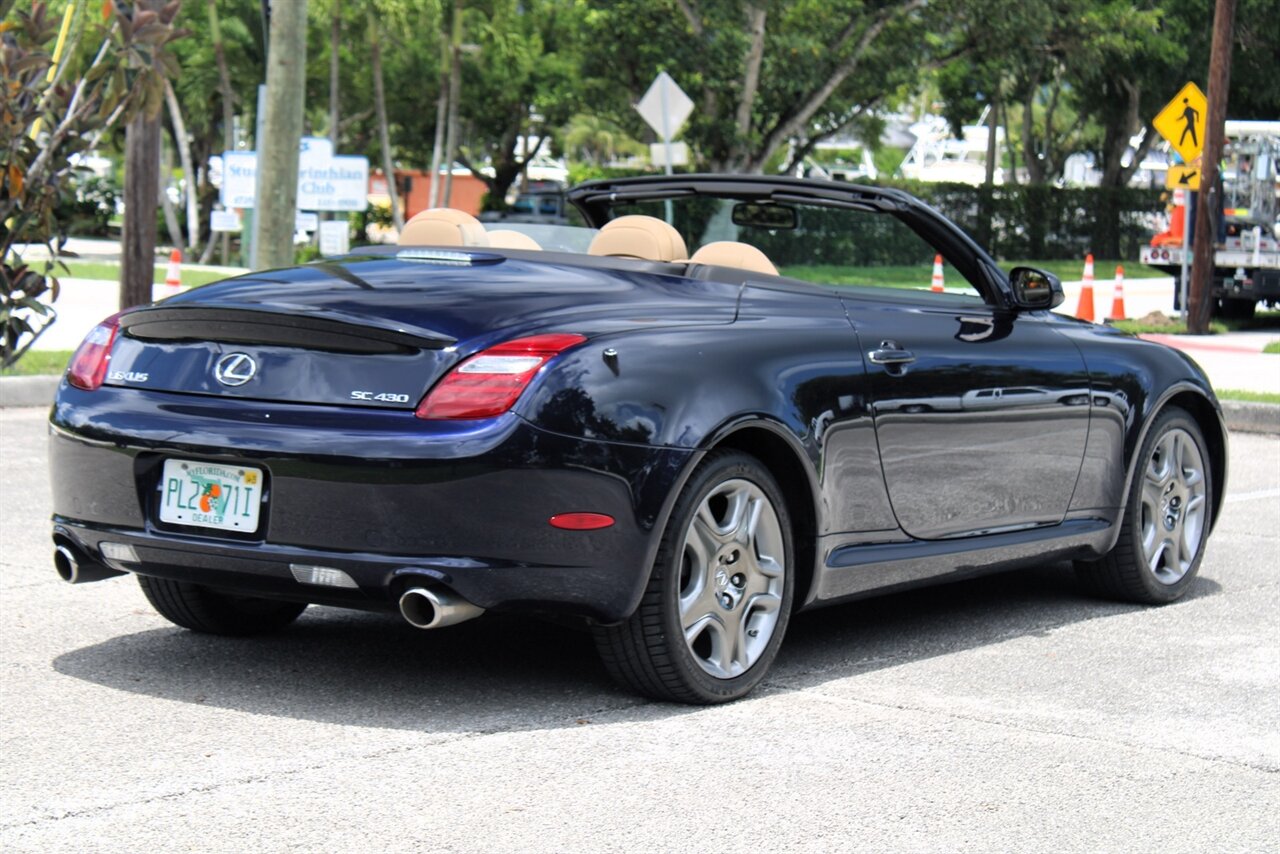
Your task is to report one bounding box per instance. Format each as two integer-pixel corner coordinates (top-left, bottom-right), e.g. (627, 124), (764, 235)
(67, 314), (122, 391)
(549, 513), (615, 531)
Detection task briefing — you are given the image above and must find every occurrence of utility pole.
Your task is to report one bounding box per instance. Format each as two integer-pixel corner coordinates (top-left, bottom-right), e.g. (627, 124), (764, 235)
(1188, 0), (1236, 334)
(120, 115), (161, 310)
(252, 0), (309, 270)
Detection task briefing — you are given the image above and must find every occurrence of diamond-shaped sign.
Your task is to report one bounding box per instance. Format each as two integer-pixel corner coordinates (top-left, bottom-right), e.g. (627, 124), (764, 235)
(636, 72), (694, 141)
(1153, 82), (1208, 164)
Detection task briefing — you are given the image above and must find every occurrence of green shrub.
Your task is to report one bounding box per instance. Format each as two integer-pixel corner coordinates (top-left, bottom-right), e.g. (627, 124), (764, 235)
(865, 179), (1165, 261)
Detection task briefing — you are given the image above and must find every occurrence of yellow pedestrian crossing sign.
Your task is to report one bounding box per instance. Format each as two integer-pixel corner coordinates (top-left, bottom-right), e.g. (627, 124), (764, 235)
(1166, 163), (1201, 191)
(1153, 82), (1208, 163)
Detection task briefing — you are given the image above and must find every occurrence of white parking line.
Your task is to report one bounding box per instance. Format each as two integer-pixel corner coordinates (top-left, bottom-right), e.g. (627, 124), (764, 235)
(1225, 488), (1280, 503)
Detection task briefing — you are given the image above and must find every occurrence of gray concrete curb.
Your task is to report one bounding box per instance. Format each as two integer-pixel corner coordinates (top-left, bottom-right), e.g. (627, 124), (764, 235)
(0, 375), (58, 409)
(1220, 400), (1280, 435)
(3, 374), (1278, 435)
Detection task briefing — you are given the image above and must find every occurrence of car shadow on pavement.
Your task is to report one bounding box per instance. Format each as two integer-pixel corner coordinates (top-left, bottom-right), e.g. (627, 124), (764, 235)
(52, 562), (1221, 731)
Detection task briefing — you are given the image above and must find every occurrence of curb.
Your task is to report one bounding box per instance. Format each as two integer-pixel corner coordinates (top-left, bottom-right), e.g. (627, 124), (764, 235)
(2, 374), (1278, 435)
(1220, 400), (1280, 436)
(0, 375), (58, 409)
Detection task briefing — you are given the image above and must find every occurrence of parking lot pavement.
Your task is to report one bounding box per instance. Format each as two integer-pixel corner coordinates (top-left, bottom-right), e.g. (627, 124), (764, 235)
(2, 405), (1277, 852)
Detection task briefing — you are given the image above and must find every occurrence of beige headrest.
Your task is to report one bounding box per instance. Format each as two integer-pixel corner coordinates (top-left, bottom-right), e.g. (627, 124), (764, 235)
(587, 215), (688, 261)
(485, 229), (541, 250)
(399, 208), (489, 247)
(689, 241), (779, 276)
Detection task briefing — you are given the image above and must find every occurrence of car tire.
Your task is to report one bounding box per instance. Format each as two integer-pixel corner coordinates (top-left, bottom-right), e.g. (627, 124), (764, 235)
(1076, 407), (1213, 604)
(593, 450), (794, 704)
(138, 575), (307, 635)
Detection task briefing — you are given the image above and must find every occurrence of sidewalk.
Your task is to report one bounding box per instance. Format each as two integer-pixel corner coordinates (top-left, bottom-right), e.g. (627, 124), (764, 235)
(1136, 330), (1280, 395)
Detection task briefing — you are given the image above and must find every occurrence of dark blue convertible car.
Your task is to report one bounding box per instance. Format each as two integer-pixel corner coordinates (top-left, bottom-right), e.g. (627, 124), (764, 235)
(49, 175), (1225, 703)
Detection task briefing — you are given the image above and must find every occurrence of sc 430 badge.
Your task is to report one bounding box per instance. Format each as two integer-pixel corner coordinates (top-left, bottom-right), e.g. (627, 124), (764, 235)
(350, 390), (410, 403)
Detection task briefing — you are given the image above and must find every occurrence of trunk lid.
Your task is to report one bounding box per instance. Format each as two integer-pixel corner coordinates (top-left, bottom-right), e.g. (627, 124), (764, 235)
(104, 251), (739, 409)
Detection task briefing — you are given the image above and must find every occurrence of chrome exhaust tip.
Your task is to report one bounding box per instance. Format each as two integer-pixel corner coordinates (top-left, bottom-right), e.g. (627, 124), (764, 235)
(54, 545), (79, 583)
(399, 586), (485, 630)
(53, 542), (127, 584)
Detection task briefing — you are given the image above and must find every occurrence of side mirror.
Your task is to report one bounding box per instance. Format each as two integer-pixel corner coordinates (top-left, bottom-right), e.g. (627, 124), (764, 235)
(1008, 266), (1064, 311)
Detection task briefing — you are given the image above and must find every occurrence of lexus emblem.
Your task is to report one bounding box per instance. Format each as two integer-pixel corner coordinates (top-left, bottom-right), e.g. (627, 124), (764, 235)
(214, 353), (258, 387)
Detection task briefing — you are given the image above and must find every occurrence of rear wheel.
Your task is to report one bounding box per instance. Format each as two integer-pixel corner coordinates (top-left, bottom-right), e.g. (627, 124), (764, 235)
(1076, 407), (1213, 604)
(138, 575), (307, 635)
(593, 450), (794, 704)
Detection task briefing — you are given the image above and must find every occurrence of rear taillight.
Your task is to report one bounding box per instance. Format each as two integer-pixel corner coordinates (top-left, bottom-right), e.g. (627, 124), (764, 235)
(416, 333), (587, 420)
(67, 314), (122, 391)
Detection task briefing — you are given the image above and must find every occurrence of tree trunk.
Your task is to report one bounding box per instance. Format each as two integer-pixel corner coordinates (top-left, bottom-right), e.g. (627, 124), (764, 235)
(329, 0), (341, 146)
(369, 16), (403, 230)
(207, 0), (236, 265)
(121, 115), (161, 310)
(1002, 101), (1019, 185)
(159, 141), (184, 250)
(427, 61), (448, 208)
(983, 97), (998, 187)
(253, 0), (309, 270)
(744, 0), (925, 173)
(1098, 77), (1140, 188)
(735, 4), (767, 152)
(164, 79), (199, 255)
(442, 2), (464, 206)
(1021, 88), (1046, 184)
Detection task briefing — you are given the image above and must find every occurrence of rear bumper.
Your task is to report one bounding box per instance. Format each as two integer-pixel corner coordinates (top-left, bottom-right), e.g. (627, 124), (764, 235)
(49, 385), (693, 621)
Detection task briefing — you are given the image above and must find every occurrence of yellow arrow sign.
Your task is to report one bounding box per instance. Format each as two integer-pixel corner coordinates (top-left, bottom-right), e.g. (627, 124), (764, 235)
(1153, 82), (1208, 163)
(1166, 163), (1202, 191)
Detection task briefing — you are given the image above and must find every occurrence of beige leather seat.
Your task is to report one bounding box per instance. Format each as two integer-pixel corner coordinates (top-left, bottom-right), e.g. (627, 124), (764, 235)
(689, 241), (778, 276)
(587, 215), (688, 262)
(399, 208), (489, 247)
(485, 229), (541, 250)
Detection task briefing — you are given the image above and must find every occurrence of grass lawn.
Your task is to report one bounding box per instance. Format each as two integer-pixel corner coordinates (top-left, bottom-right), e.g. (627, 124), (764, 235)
(780, 264), (936, 289)
(780, 259), (1168, 290)
(1109, 317), (1230, 335)
(1216, 389), (1280, 404)
(1264, 341), (1280, 354)
(1016, 259), (1168, 281)
(1, 350), (71, 376)
(51, 260), (233, 288)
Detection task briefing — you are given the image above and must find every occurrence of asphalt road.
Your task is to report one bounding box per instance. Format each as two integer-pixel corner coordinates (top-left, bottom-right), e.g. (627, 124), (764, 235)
(1, 406), (1277, 852)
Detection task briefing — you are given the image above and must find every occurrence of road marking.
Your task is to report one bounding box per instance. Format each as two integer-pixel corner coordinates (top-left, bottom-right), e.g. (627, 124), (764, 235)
(1225, 488), (1280, 503)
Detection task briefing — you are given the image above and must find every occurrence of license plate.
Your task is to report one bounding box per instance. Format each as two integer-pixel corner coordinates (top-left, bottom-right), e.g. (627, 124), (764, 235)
(159, 459), (263, 533)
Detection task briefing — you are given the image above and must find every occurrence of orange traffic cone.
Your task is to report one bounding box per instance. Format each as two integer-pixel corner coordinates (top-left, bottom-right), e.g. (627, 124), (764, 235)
(1075, 253), (1095, 322)
(1108, 265), (1127, 321)
(160, 249), (182, 297)
(930, 254), (944, 293)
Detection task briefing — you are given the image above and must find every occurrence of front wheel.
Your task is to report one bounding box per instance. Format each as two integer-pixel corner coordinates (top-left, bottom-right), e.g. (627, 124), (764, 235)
(1076, 407), (1213, 604)
(138, 575), (307, 635)
(593, 450), (794, 704)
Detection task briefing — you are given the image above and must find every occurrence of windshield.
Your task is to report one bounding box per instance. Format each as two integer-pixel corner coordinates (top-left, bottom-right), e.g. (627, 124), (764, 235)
(497, 194), (983, 299)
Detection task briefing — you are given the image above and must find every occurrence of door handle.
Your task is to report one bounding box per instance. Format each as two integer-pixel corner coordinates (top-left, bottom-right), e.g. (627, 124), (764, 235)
(868, 344), (916, 366)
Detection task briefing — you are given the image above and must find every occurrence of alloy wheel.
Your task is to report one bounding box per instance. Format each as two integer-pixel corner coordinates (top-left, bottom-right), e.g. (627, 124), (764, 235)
(677, 478), (786, 679)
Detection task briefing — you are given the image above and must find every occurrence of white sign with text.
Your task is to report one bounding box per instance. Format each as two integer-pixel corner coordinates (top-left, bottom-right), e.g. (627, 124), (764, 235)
(219, 137), (369, 211)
